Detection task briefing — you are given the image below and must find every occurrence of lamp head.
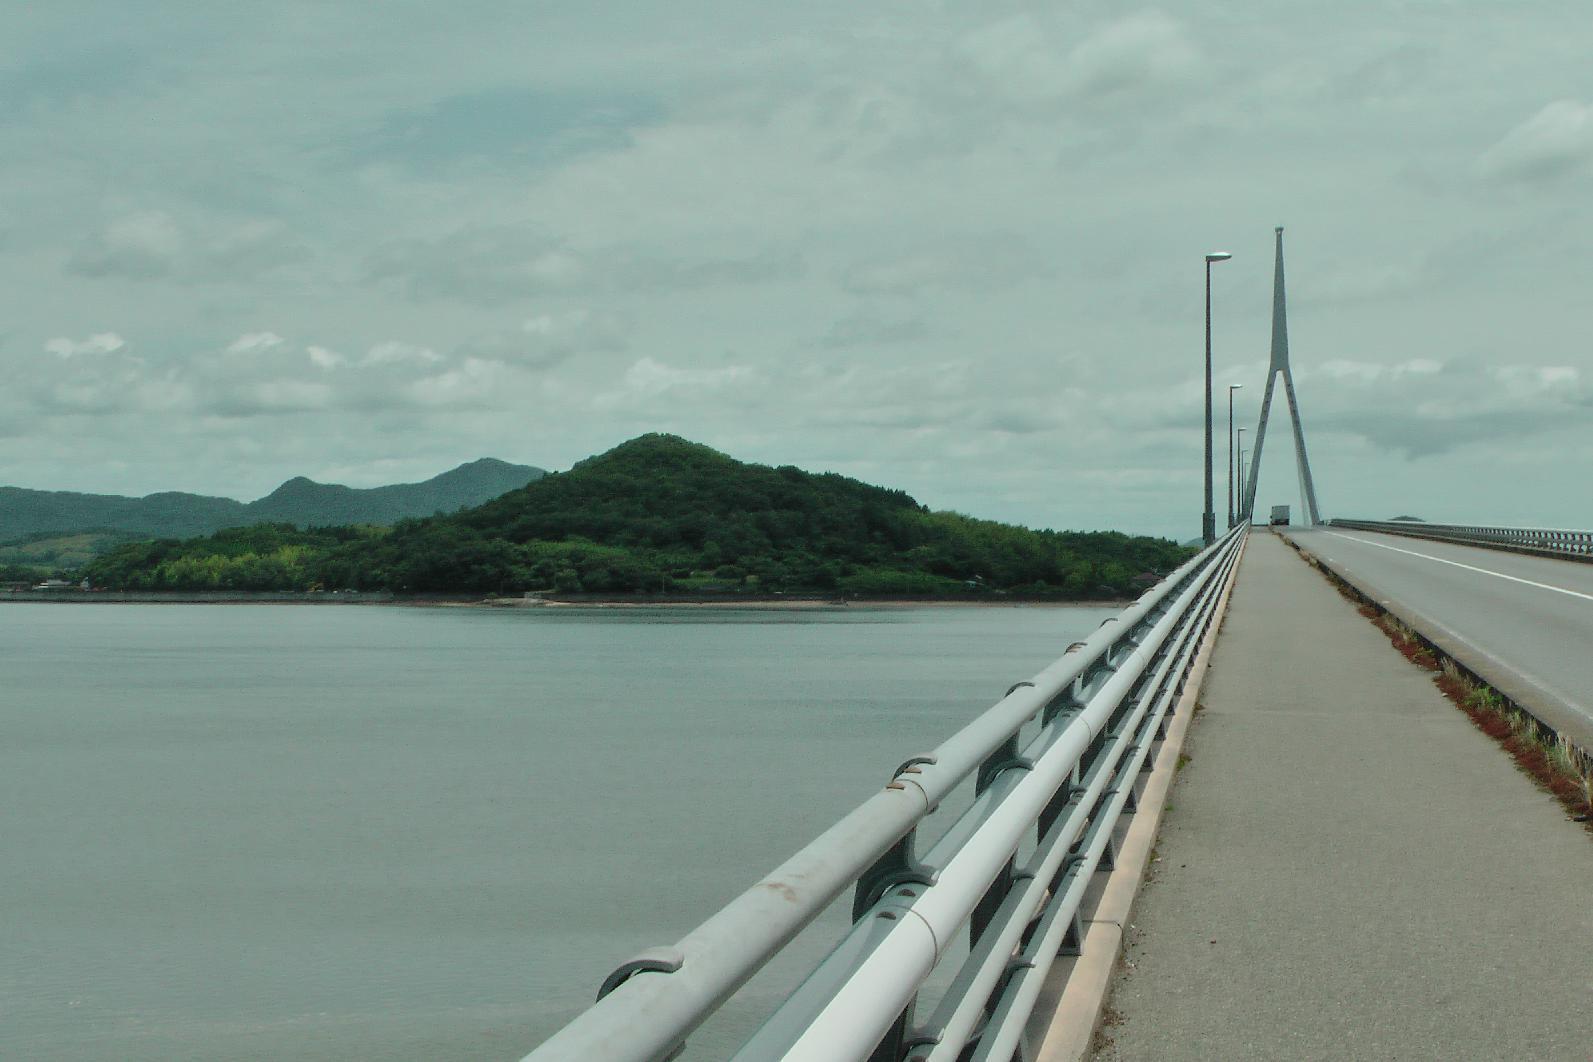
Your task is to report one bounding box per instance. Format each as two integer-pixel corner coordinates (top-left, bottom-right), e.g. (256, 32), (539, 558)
(1205, 252), (1233, 263)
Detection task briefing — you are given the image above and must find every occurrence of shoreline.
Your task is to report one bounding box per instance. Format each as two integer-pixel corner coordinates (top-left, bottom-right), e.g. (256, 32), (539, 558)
(472, 596), (1131, 610)
(1, 591), (1132, 610)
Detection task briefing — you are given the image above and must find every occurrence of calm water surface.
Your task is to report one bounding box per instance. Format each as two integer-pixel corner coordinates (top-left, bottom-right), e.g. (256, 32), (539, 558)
(2, 601), (1113, 1060)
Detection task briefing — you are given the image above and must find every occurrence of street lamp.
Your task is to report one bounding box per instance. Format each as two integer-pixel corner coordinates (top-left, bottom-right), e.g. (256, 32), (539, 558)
(1227, 384), (1242, 528)
(1236, 428), (1248, 523)
(1203, 251), (1233, 545)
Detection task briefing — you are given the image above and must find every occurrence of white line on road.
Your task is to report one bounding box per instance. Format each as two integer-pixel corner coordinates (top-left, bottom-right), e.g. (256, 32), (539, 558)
(1322, 532), (1593, 605)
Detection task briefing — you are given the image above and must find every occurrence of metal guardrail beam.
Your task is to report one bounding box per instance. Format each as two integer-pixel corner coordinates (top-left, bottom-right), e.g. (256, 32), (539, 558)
(1329, 519), (1593, 562)
(524, 527), (1246, 1062)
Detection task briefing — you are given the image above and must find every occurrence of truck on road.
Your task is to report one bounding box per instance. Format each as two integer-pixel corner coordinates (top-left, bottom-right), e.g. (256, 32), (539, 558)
(1270, 505), (1291, 526)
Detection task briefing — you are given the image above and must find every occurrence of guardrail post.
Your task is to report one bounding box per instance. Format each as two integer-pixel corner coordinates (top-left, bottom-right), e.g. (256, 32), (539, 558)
(970, 721), (1037, 945)
(854, 828), (936, 1061)
(971, 855), (1017, 947)
(852, 828), (935, 921)
(1043, 687), (1083, 727)
(866, 1003), (914, 1062)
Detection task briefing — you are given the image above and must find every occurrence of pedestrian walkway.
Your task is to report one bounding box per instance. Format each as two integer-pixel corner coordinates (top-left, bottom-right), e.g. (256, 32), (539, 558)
(1093, 533), (1593, 1060)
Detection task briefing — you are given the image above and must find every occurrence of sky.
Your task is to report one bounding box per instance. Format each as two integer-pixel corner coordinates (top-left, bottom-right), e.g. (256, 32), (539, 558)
(4, 1), (1591, 540)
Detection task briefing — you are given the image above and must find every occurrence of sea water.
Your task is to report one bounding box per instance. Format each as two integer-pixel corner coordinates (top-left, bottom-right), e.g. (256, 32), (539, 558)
(1, 601), (1113, 1060)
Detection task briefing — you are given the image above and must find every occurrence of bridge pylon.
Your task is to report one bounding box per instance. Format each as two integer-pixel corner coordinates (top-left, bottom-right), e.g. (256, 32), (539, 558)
(1241, 227), (1322, 525)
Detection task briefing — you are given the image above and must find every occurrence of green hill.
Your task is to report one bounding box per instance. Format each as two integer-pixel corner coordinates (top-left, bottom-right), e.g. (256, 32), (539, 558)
(0, 458), (544, 543)
(83, 435), (1191, 598)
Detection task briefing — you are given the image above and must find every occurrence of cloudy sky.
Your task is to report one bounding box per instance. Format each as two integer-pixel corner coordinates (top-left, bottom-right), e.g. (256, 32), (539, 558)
(4, 2), (1590, 539)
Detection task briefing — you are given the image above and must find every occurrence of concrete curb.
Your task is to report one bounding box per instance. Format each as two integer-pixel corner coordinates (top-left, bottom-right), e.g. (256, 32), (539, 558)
(1028, 533), (1249, 1062)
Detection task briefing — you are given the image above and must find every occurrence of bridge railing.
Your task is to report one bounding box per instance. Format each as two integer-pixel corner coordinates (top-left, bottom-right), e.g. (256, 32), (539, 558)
(1329, 519), (1593, 561)
(523, 526), (1246, 1062)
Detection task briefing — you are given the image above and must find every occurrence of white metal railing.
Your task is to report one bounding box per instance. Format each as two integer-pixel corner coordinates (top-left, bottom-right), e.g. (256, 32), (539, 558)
(524, 526), (1246, 1061)
(1329, 519), (1593, 560)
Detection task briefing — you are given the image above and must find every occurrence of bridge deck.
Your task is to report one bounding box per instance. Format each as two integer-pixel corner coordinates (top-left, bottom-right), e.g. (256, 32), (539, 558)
(1088, 533), (1593, 1060)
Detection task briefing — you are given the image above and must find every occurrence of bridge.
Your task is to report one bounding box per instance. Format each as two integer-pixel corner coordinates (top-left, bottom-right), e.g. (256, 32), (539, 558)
(521, 235), (1593, 1060)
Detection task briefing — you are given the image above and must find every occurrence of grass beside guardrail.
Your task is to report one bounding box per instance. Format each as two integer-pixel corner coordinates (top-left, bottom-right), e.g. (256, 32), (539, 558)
(1433, 661), (1593, 821)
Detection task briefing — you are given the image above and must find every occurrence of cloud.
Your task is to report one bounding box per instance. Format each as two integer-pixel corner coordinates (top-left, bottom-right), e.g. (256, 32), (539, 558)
(226, 332), (287, 355)
(203, 220), (312, 279)
(363, 227), (802, 304)
(458, 309), (630, 368)
(67, 212), (183, 280)
(1309, 358), (1444, 384)
(791, 359), (1074, 437)
(0, 46), (151, 114)
(1495, 363), (1579, 394)
(363, 227), (583, 303)
(1478, 100), (1593, 183)
(820, 312), (930, 349)
(307, 346), (345, 370)
(44, 332), (125, 358)
(360, 341), (443, 367)
(841, 235), (1052, 296)
(1290, 358), (1586, 458)
(621, 356), (753, 395)
(239, 379), (335, 412)
(349, 86), (666, 172)
(1306, 260), (1429, 305)
(24, 331), (511, 420)
(1103, 350), (1590, 463)
(955, 11), (1198, 108)
(592, 356), (756, 411)
(607, 250), (805, 293)
(65, 212), (311, 284)
(1061, 12), (1200, 101)
(404, 357), (521, 408)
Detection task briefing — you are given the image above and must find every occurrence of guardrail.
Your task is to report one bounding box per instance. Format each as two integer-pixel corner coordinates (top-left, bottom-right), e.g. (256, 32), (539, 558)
(523, 526), (1246, 1062)
(1329, 519), (1593, 561)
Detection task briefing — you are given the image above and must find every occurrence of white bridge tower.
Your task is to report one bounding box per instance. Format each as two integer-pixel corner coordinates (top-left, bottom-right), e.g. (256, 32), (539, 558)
(1242, 227), (1322, 525)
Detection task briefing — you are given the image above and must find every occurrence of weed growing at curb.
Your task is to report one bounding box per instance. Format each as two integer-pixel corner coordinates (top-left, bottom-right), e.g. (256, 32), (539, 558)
(1369, 612), (1440, 671)
(1282, 534), (1593, 828)
(1434, 660), (1593, 821)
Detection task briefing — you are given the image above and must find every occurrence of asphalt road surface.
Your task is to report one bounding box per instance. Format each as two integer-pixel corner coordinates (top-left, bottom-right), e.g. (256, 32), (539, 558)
(1284, 526), (1593, 750)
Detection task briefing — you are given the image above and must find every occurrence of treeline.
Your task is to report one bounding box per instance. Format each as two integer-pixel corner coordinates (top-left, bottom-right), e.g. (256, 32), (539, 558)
(83, 524), (382, 592)
(83, 435), (1193, 598)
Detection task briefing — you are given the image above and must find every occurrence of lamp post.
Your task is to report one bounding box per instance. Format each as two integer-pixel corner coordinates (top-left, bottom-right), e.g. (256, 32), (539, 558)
(1227, 384), (1242, 528)
(1236, 428), (1248, 523)
(1203, 251), (1232, 545)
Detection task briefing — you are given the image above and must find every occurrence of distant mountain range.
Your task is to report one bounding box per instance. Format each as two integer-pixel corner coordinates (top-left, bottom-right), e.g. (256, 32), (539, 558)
(0, 458), (545, 542)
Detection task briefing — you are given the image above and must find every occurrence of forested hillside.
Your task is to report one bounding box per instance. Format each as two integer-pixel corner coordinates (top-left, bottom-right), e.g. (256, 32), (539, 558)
(84, 435), (1192, 598)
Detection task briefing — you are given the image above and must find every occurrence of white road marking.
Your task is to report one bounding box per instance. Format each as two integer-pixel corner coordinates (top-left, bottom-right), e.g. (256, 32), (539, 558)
(1322, 532), (1593, 605)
